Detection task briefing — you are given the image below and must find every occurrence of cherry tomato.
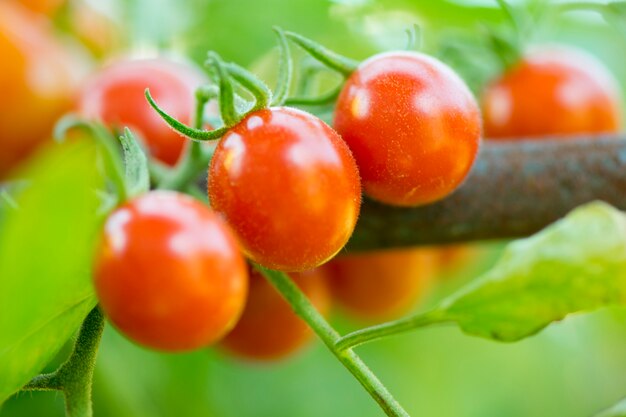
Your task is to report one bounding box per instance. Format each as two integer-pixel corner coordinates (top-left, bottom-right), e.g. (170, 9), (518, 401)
(0, 3), (82, 177)
(208, 107), (362, 272)
(324, 248), (437, 322)
(220, 267), (330, 361)
(334, 51), (481, 207)
(93, 191), (248, 352)
(482, 47), (622, 139)
(77, 58), (208, 165)
(435, 244), (480, 279)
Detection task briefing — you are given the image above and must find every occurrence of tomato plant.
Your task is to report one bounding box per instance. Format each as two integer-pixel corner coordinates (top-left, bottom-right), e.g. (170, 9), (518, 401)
(220, 267), (330, 360)
(325, 249), (436, 321)
(0, 2), (82, 178)
(482, 47), (622, 139)
(208, 107), (361, 272)
(333, 51), (482, 207)
(77, 58), (208, 166)
(93, 191), (248, 352)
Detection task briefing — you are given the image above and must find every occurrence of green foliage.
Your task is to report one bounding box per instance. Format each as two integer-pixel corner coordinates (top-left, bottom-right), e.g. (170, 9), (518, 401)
(0, 143), (102, 404)
(441, 202), (626, 342)
(118, 128), (149, 198)
(596, 397), (626, 417)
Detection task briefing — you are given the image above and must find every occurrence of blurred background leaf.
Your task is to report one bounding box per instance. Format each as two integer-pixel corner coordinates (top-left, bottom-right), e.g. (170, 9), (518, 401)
(0, 141), (102, 403)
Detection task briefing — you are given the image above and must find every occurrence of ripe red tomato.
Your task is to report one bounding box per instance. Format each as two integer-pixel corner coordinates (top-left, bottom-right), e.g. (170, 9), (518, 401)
(77, 58), (208, 165)
(93, 191), (248, 352)
(324, 248), (437, 322)
(220, 267), (330, 361)
(0, 3), (82, 177)
(482, 47), (622, 139)
(208, 107), (362, 272)
(334, 51), (481, 207)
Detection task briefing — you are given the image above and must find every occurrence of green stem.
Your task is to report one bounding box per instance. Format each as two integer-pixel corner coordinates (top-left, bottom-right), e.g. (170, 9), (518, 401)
(284, 31), (359, 77)
(284, 83), (342, 107)
(145, 89), (229, 141)
(157, 87), (216, 191)
(335, 310), (448, 351)
(254, 265), (409, 417)
(54, 117), (127, 203)
(207, 53), (240, 126)
(270, 27), (294, 107)
(224, 62), (272, 112)
(22, 307), (105, 417)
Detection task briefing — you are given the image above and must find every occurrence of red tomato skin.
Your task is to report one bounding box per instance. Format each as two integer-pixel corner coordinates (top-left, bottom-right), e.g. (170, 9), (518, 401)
(334, 51), (482, 207)
(0, 3), (82, 177)
(208, 107), (362, 272)
(94, 191), (248, 352)
(324, 248), (436, 322)
(220, 268), (330, 361)
(77, 58), (207, 165)
(482, 47), (622, 139)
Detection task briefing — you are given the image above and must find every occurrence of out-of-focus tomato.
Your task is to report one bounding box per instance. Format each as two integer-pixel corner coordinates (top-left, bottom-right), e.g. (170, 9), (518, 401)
(77, 58), (208, 166)
(482, 46), (622, 139)
(435, 244), (480, 278)
(324, 248), (437, 322)
(220, 267), (331, 361)
(0, 3), (82, 177)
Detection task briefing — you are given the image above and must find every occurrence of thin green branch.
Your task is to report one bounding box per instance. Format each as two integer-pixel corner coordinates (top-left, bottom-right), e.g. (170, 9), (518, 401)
(254, 265), (409, 417)
(284, 31), (359, 77)
(335, 310), (449, 351)
(157, 86), (217, 191)
(223, 62), (272, 112)
(206, 53), (240, 126)
(271, 27), (293, 106)
(145, 89), (228, 141)
(284, 83), (342, 107)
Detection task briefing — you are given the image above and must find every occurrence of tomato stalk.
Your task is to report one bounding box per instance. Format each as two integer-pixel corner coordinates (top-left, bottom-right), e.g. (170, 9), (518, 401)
(22, 307), (105, 417)
(157, 86), (217, 191)
(254, 265), (409, 417)
(335, 310), (448, 351)
(270, 27), (294, 107)
(54, 117), (128, 204)
(284, 30), (359, 77)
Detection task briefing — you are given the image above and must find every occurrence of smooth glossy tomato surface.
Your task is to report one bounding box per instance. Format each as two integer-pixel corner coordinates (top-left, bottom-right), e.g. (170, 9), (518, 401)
(78, 58), (207, 165)
(0, 3), (82, 177)
(220, 267), (330, 361)
(208, 107), (362, 272)
(334, 51), (481, 207)
(94, 191), (248, 352)
(324, 248), (437, 322)
(482, 47), (622, 139)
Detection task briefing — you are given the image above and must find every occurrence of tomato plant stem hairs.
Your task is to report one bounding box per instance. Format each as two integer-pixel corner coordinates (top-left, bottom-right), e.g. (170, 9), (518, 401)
(254, 265), (409, 417)
(22, 307), (105, 417)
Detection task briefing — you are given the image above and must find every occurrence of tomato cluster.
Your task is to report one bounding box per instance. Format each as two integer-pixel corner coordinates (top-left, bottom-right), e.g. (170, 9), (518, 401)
(6, 8), (618, 360)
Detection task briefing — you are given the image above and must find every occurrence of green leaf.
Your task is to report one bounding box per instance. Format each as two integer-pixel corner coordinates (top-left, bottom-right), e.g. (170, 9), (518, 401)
(119, 128), (149, 198)
(439, 201), (626, 341)
(0, 142), (102, 403)
(595, 397), (626, 417)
